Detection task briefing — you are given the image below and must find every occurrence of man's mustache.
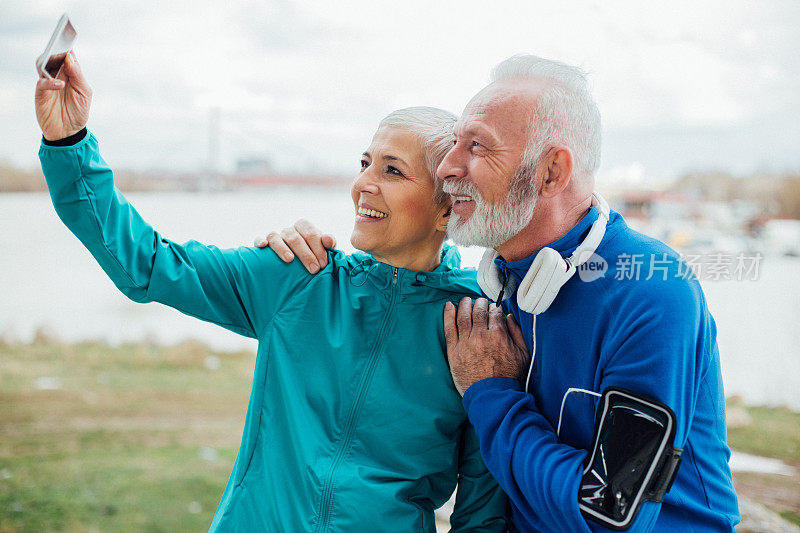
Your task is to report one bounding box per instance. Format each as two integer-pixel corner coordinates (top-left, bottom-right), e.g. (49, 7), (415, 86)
(443, 181), (483, 201)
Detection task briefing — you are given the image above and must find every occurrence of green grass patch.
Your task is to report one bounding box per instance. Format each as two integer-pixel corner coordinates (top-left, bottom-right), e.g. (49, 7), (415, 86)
(0, 445), (237, 532)
(780, 510), (800, 526)
(0, 339), (253, 532)
(1, 340), (799, 531)
(726, 399), (800, 465)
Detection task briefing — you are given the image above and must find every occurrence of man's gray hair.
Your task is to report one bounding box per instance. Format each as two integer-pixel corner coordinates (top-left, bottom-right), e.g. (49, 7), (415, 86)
(379, 106), (456, 205)
(491, 54), (602, 179)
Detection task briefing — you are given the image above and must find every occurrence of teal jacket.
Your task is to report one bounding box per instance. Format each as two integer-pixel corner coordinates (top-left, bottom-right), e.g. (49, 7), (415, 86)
(40, 132), (507, 532)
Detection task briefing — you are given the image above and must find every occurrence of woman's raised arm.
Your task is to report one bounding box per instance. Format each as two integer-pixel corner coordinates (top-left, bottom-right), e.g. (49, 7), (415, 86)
(35, 54), (310, 339)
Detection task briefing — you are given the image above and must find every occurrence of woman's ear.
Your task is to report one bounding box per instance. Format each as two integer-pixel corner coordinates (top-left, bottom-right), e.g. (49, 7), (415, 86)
(435, 205), (451, 233)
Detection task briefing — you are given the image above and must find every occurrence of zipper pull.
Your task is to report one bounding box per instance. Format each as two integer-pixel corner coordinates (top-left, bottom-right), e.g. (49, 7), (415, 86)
(496, 269), (508, 307)
(392, 267), (398, 285)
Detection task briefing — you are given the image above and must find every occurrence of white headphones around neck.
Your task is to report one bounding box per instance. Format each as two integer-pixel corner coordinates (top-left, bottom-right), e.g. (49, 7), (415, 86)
(477, 192), (610, 315)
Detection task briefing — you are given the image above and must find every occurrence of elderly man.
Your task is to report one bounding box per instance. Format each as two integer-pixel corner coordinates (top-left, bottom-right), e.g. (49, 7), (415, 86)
(434, 55), (740, 532)
(263, 55), (740, 532)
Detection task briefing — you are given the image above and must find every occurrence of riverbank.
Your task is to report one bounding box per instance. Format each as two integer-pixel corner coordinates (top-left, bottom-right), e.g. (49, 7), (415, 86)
(726, 397), (800, 529)
(0, 339), (797, 531)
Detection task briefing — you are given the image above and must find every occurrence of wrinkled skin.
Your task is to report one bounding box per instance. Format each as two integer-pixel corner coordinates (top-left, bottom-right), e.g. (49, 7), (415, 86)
(443, 297), (530, 396)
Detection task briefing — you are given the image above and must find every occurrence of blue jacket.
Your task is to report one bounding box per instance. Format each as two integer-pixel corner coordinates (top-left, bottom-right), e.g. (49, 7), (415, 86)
(40, 132), (508, 532)
(463, 207), (740, 532)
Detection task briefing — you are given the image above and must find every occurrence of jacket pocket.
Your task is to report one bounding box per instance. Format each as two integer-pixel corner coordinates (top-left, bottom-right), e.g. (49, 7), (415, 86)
(409, 499), (436, 533)
(234, 342), (272, 487)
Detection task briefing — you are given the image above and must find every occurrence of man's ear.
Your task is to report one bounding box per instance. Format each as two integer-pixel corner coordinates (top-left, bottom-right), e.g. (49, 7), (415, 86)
(436, 205), (451, 233)
(539, 147), (573, 198)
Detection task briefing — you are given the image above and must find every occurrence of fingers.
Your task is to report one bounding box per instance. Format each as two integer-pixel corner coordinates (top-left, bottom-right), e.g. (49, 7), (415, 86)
(456, 297), (473, 337)
(488, 304), (507, 332)
(265, 231), (295, 262)
(62, 52), (90, 93)
(255, 221), (332, 275)
(36, 76), (64, 94)
(294, 219), (329, 268)
(443, 301), (458, 352)
(506, 313), (528, 353)
(472, 298), (489, 330)
(34, 76), (66, 141)
(321, 234), (336, 249)
(254, 236), (268, 248)
(281, 226), (320, 273)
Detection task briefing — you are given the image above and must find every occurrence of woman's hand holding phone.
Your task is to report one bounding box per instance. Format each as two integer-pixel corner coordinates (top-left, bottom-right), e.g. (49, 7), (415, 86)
(35, 52), (92, 141)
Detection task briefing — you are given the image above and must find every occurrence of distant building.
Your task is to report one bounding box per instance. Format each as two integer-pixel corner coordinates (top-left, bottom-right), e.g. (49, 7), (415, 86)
(236, 157), (273, 176)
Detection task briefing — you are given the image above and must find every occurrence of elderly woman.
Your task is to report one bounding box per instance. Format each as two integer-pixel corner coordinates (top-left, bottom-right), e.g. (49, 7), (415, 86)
(35, 54), (506, 531)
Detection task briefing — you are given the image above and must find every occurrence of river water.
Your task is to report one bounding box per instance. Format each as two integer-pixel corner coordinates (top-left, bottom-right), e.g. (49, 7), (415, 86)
(2, 190), (799, 409)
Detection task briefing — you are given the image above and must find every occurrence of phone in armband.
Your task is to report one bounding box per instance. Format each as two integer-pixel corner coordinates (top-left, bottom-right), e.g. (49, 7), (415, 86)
(579, 387), (683, 530)
(36, 13), (77, 80)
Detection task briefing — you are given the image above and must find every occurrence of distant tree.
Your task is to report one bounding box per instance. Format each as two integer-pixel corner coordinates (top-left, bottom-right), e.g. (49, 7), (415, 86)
(0, 163), (46, 192)
(0, 161), (186, 193)
(778, 175), (800, 219)
(670, 171), (737, 201)
(670, 170), (792, 216)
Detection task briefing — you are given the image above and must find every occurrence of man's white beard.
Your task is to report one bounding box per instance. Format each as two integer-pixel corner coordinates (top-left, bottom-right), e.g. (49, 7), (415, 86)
(445, 166), (538, 249)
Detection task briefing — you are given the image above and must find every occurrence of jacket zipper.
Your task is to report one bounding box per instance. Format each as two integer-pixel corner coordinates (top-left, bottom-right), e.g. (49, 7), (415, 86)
(314, 267), (400, 532)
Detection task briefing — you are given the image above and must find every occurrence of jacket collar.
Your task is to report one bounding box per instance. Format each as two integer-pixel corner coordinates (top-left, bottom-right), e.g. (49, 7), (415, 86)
(496, 206), (608, 284)
(347, 243), (477, 297)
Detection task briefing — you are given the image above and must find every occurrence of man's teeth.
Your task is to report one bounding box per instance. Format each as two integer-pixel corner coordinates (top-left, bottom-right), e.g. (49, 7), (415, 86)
(452, 195), (473, 202)
(357, 207), (388, 218)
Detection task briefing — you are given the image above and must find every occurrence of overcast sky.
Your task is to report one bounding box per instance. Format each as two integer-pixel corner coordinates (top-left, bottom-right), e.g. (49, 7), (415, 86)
(2, 0), (799, 183)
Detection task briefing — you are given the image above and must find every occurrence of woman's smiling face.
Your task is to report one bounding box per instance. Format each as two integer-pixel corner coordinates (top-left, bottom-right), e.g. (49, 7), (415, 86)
(350, 126), (450, 271)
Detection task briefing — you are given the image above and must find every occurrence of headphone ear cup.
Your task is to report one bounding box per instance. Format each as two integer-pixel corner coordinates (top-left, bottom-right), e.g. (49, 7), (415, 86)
(477, 248), (518, 302)
(517, 247), (571, 315)
(477, 249), (503, 301)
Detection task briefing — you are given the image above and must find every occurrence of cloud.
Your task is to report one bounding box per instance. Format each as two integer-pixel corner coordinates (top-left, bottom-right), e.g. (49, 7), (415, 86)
(3, 0), (799, 177)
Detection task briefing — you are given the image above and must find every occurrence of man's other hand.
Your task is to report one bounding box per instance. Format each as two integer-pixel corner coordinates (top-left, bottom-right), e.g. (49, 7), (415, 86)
(254, 219), (336, 274)
(443, 298), (530, 396)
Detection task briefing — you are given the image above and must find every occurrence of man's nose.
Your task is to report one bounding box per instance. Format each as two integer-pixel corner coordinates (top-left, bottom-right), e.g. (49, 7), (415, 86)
(436, 144), (467, 181)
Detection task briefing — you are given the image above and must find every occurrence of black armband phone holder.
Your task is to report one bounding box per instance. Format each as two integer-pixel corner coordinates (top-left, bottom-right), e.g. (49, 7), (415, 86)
(578, 387), (683, 530)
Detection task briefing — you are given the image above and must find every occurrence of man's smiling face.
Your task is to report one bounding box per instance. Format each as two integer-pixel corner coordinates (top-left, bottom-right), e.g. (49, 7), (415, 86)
(437, 80), (547, 248)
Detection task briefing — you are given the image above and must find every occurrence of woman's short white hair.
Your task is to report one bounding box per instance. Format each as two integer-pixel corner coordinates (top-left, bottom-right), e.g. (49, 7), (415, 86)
(378, 106), (456, 205)
(491, 54), (602, 179)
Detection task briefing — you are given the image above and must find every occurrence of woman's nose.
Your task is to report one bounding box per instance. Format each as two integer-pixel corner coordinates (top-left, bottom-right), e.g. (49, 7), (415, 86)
(353, 170), (380, 195)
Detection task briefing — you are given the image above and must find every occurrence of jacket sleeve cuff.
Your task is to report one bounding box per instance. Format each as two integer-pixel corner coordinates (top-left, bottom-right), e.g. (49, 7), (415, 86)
(463, 377), (522, 422)
(41, 127), (88, 148)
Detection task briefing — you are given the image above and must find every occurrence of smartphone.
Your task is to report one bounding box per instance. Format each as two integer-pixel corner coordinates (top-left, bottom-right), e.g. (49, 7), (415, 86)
(36, 13), (77, 79)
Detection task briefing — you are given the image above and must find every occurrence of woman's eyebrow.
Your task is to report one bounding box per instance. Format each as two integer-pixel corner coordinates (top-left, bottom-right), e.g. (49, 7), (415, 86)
(382, 155), (409, 166)
(362, 152), (409, 167)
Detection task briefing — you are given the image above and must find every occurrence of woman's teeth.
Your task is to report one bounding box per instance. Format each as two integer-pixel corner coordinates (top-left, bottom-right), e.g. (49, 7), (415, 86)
(357, 207), (388, 218)
(452, 195), (473, 202)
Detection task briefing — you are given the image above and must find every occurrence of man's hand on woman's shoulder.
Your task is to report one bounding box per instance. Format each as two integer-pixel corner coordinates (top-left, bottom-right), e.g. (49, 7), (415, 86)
(255, 219), (336, 274)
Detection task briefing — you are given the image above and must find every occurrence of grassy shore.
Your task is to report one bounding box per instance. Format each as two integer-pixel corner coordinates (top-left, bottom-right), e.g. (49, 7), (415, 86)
(0, 339), (798, 531)
(726, 397), (800, 527)
(727, 399), (800, 465)
(0, 339), (253, 532)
